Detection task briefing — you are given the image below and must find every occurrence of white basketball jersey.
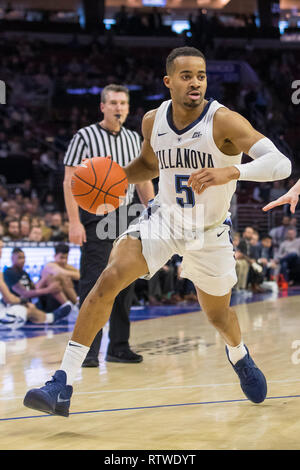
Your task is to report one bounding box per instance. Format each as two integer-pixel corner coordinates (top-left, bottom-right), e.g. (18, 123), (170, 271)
(150, 98), (242, 230)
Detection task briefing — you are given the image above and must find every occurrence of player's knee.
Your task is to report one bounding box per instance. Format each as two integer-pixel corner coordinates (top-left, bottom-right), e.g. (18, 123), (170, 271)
(206, 307), (230, 330)
(95, 265), (124, 299)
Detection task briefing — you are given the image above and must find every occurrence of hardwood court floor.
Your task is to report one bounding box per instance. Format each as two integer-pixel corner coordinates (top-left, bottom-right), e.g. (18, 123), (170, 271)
(1, 293), (300, 450)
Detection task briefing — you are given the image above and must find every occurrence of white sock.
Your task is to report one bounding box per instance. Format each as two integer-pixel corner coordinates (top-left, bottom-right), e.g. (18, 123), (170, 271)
(45, 313), (54, 324)
(60, 340), (90, 385)
(226, 341), (247, 364)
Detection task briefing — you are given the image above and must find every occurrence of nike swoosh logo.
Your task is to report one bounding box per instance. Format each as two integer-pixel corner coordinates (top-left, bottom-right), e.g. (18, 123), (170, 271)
(158, 132), (167, 136)
(57, 393), (69, 403)
(69, 342), (81, 347)
(217, 229), (226, 237)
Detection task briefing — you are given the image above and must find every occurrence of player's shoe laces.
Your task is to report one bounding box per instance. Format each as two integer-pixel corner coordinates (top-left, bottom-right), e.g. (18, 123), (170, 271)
(226, 345), (267, 403)
(52, 302), (72, 323)
(23, 370), (73, 417)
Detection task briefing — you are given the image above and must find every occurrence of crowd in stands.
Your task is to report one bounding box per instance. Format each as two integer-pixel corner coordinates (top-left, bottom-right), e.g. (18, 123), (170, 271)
(1, 35), (299, 205)
(1, 5), (282, 40)
(113, 7), (263, 39)
(233, 216), (300, 293)
(0, 182), (69, 243)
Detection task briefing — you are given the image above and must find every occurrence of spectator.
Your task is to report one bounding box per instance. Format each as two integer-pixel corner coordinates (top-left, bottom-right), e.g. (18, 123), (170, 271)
(0, 222), (5, 238)
(42, 193), (58, 213)
(269, 215), (292, 255)
(3, 247), (72, 311)
(0, 240), (72, 327)
(237, 226), (264, 292)
(234, 231), (249, 290)
(40, 149), (58, 172)
(28, 226), (44, 242)
(269, 181), (286, 202)
(40, 243), (79, 305)
(49, 212), (67, 242)
(276, 228), (300, 284)
(20, 216), (31, 240)
(257, 235), (276, 281)
(5, 205), (21, 221)
(252, 182), (271, 204)
(289, 217), (298, 234)
(250, 231), (260, 254)
(3, 218), (21, 241)
(20, 179), (36, 199)
(31, 216), (52, 241)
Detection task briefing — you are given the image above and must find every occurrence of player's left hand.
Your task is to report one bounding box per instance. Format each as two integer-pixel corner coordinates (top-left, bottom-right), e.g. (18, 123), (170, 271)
(187, 166), (240, 195)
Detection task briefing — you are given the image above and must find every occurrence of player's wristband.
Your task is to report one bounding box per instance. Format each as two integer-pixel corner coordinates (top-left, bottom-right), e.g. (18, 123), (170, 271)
(19, 297), (29, 305)
(234, 137), (291, 182)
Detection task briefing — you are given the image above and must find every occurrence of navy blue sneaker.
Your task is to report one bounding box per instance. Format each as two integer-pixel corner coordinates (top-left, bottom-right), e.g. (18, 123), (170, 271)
(52, 302), (72, 323)
(23, 370), (73, 417)
(226, 345), (267, 403)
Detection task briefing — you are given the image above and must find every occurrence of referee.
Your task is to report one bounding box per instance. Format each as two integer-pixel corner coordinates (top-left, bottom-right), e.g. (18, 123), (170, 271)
(63, 84), (154, 366)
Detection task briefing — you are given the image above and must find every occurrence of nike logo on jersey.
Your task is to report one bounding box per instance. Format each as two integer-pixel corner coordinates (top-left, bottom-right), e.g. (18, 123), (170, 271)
(158, 132), (168, 136)
(69, 341), (81, 348)
(217, 229), (226, 237)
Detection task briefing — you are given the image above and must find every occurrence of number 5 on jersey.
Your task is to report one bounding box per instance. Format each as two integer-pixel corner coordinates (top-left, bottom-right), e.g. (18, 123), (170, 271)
(175, 175), (195, 208)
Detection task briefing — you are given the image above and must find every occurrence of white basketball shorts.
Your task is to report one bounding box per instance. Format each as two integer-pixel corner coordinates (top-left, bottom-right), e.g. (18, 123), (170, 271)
(116, 199), (237, 297)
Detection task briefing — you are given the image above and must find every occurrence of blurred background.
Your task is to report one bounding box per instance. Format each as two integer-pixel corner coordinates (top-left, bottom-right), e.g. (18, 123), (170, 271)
(1, 0), (300, 296)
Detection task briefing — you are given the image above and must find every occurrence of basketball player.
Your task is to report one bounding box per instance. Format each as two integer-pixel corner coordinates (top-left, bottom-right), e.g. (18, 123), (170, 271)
(63, 84), (154, 366)
(24, 47), (291, 417)
(263, 178), (300, 214)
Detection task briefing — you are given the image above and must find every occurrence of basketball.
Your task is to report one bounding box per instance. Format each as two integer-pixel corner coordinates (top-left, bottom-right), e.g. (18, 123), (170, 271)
(71, 157), (128, 214)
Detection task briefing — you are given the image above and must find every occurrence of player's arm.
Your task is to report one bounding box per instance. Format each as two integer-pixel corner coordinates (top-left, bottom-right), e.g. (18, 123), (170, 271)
(124, 109), (159, 184)
(10, 280), (58, 299)
(188, 109), (291, 194)
(263, 178), (300, 214)
(58, 264), (80, 281)
(63, 165), (87, 245)
(135, 181), (155, 206)
(0, 273), (21, 304)
(41, 262), (80, 281)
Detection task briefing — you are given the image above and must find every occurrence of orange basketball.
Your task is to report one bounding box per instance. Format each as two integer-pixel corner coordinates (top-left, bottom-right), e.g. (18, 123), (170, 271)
(71, 157), (128, 215)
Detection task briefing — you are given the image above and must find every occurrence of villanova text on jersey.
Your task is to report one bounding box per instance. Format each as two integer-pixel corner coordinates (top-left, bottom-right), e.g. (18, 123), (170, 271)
(156, 148), (215, 170)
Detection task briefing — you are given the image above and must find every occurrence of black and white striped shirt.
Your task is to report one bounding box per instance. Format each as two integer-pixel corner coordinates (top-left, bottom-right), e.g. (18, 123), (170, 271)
(64, 122), (142, 207)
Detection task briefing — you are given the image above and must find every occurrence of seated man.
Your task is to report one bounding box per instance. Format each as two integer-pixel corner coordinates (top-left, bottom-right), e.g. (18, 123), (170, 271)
(232, 232), (249, 291)
(0, 243), (71, 328)
(40, 243), (79, 306)
(276, 228), (300, 284)
(3, 247), (72, 311)
(257, 235), (277, 281)
(236, 227), (264, 292)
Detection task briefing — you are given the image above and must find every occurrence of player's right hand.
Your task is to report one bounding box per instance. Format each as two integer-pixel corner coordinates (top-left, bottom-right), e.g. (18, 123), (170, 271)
(68, 221), (87, 246)
(262, 190), (299, 214)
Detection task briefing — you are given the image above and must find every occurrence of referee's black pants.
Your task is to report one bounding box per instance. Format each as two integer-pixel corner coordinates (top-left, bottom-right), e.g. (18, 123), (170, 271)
(79, 234), (135, 359)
